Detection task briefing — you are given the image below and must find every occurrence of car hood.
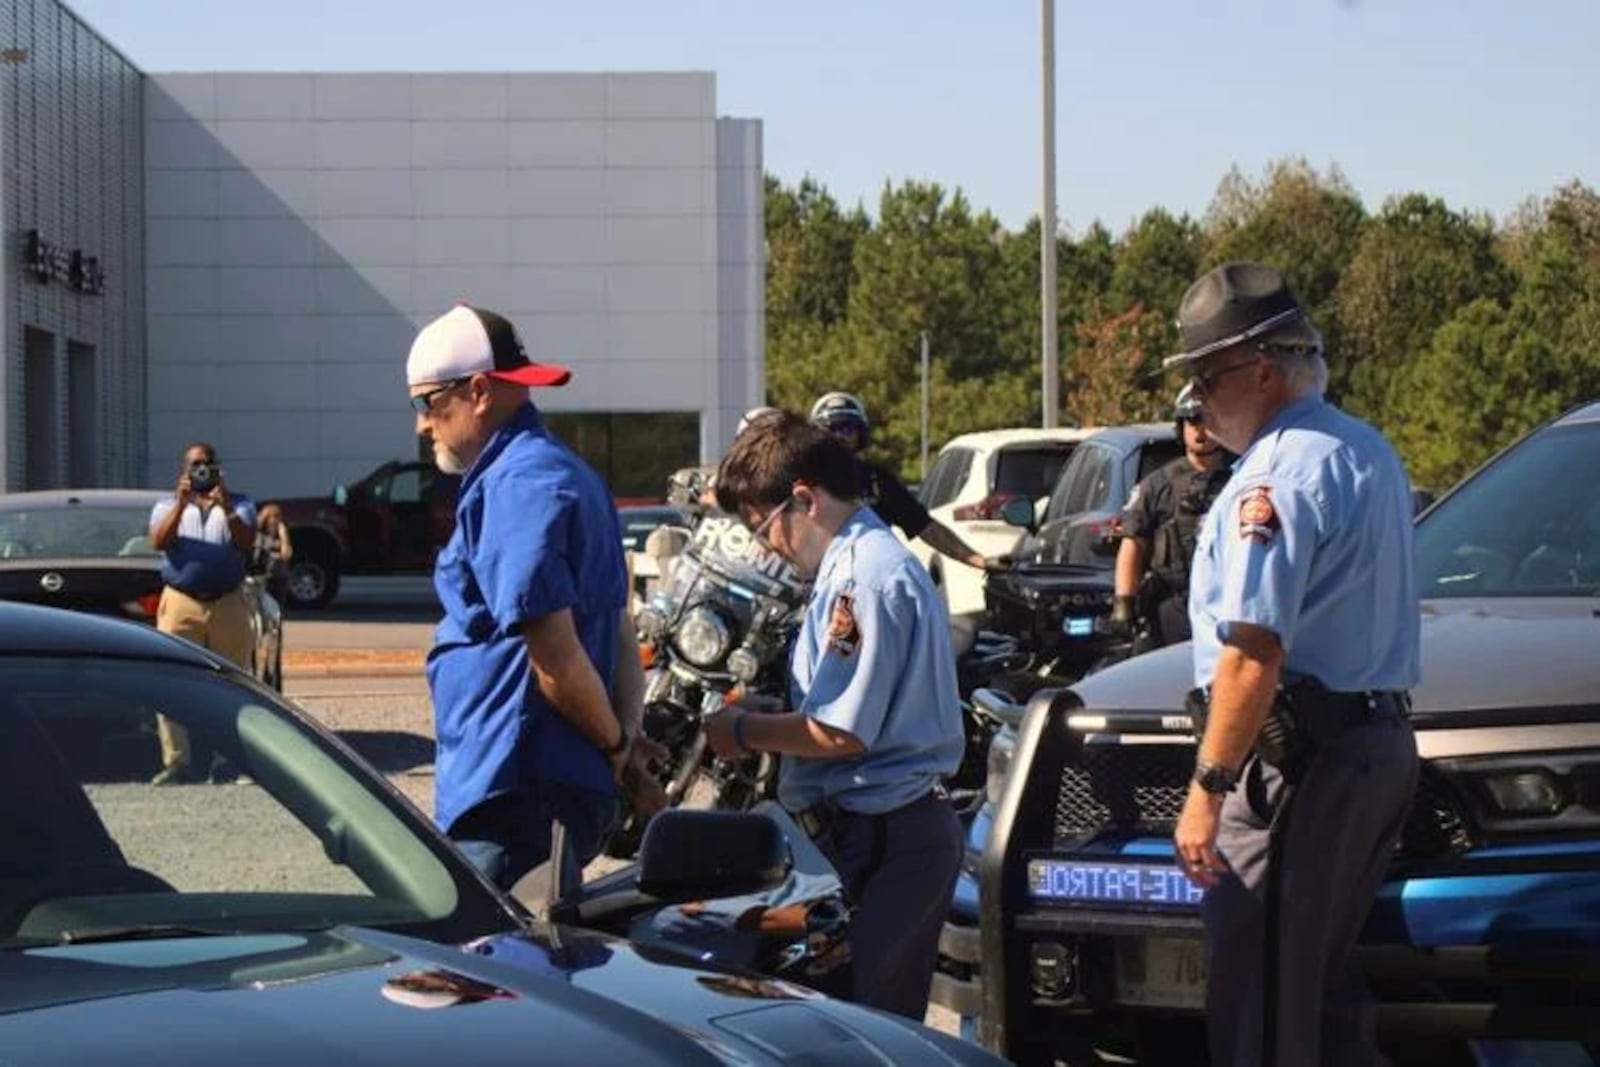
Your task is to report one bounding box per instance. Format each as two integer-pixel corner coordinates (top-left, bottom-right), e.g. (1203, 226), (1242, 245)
(1070, 596), (1600, 718)
(0, 924), (991, 1066)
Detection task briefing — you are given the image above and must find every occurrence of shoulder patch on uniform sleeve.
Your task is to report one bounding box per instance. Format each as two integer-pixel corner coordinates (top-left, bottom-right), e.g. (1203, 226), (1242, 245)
(1237, 485), (1280, 543)
(825, 592), (860, 656)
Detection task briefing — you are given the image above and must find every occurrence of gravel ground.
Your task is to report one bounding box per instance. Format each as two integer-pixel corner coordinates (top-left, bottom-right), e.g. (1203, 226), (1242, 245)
(101, 680), (962, 1036)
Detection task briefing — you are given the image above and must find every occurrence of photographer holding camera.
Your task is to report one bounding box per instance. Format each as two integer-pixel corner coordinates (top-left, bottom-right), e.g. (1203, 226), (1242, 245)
(147, 442), (258, 785)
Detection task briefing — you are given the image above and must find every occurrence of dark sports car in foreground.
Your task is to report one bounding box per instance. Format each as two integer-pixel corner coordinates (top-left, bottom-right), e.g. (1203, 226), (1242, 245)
(0, 489), (282, 689)
(0, 602), (1001, 1066)
(977, 401), (1600, 1065)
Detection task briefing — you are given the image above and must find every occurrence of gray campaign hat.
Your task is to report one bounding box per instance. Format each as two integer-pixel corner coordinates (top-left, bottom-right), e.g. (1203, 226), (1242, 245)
(1162, 262), (1306, 371)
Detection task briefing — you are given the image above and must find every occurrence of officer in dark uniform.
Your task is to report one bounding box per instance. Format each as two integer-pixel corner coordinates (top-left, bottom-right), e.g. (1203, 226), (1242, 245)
(808, 391), (1002, 573)
(1167, 263), (1420, 1067)
(1110, 383), (1233, 648)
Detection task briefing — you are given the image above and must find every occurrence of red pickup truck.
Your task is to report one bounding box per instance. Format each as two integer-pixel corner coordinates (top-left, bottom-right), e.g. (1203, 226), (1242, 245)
(273, 461), (459, 608)
(274, 459), (669, 609)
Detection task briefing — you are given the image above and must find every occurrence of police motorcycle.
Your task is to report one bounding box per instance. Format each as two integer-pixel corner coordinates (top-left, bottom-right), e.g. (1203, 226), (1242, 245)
(606, 468), (812, 858)
(978, 498), (1132, 696)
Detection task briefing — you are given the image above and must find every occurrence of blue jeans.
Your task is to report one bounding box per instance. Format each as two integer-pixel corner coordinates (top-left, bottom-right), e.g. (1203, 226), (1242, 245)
(449, 782), (619, 893)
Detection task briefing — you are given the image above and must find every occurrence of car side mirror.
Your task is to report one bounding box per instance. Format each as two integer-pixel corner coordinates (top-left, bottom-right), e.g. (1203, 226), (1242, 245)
(332, 484), (348, 507)
(637, 809), (790, 901)
(999, 497), (1037, 532)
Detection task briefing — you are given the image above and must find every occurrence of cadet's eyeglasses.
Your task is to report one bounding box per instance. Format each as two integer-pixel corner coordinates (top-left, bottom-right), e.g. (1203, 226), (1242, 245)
(410, 378), (469, 415)
(747, 496), (794, 549)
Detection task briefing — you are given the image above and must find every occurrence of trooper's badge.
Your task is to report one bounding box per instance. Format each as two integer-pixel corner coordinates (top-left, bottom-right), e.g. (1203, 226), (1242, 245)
(826, 592), (860, 656)
(1238, 486), (1280, 543)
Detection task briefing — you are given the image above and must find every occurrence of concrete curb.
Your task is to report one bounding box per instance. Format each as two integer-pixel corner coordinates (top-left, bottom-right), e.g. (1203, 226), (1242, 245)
(284, 661), (425, 679)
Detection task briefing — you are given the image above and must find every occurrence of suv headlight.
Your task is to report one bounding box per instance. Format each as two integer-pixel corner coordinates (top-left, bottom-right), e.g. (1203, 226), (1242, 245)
(986, 727), (1017, 807)
(674, 606), (734, 668)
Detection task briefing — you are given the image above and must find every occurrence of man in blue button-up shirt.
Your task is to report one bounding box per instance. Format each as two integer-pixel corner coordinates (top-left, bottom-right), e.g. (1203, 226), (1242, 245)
(703, 410), (965, 1020)
(1164, 264), (1420, 1067)
(406, 304), (654, 892)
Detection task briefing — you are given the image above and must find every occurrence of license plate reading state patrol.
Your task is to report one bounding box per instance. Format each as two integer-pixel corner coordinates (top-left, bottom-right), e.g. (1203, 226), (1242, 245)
(1028, 858), (1204, 908)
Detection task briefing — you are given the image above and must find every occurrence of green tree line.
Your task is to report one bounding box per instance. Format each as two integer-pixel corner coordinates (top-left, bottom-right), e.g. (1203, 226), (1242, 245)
(764, 160), (1600, 492)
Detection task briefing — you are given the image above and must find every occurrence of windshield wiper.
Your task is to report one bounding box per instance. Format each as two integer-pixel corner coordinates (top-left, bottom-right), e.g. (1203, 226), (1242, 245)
(54, 923), (242, 946)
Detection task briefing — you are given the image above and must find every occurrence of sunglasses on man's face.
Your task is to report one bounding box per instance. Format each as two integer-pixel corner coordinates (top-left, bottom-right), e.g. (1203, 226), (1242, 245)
(409, 378), (470, 415)
(1189, 354), (1263, 398)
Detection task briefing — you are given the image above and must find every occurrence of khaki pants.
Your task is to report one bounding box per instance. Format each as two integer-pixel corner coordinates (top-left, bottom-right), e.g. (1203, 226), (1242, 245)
(154, 585), (254, 770)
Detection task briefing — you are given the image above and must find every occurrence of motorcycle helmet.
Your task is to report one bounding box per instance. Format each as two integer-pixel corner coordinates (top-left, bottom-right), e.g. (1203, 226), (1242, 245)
(809, 392), (870, 452)
(735, 405), (780, 438)
(1173, 381), (1203, 423)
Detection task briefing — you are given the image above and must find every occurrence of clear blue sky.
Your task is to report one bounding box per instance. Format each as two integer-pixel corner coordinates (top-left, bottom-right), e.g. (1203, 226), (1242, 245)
(68, 0), (1599, 235)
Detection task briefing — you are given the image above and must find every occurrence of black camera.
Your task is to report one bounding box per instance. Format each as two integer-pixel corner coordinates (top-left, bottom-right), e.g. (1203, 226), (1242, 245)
(189, 462), (219, 493)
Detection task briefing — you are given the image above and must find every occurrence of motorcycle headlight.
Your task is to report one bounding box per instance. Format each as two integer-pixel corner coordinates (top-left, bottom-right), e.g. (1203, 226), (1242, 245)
(674, 606), (734, 669)
(1479, 769), (1568, 816)
(726, 646), (761, 683)
(985, 727), (1017, 807)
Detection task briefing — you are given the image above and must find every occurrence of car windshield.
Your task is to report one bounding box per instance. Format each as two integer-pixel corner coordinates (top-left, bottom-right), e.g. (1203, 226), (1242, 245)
(0, 655), (507, 950)
(994, 446), (1076, 501)
(0, 505), (156, 560)
(1416, 420), (1600, 598)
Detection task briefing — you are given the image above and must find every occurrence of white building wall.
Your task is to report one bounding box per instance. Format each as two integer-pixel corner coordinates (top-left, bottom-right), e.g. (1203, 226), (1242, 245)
(143, 71), (762, 497)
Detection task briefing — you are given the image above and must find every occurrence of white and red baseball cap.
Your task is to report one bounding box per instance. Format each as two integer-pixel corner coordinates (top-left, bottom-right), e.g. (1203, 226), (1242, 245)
(406, 304), (572, 388)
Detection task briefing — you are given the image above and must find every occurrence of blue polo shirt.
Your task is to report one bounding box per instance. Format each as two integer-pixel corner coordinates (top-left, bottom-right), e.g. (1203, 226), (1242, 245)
(1189, 394), (1422, 691)
(149, 495), (256, 598)
(780, 508), (965, 815)
(428, 403), (628, 832)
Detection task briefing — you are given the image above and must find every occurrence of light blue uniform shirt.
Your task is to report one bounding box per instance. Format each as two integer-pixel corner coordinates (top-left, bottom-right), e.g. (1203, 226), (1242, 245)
(779, 508), (965, 815)
(1189, 394), (1421, 692)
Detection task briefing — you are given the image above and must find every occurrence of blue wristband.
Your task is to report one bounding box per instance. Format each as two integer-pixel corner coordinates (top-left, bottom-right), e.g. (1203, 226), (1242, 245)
(731, 712), (751, 754)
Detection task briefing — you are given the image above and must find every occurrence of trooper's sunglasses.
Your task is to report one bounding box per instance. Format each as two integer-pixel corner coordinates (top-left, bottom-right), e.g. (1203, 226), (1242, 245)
(410, 378), (470, 414)
(1189, 356), (1262, 397)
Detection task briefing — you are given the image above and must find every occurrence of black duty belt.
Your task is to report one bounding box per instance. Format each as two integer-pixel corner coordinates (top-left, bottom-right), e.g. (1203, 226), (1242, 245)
(790, 786), (947, 840)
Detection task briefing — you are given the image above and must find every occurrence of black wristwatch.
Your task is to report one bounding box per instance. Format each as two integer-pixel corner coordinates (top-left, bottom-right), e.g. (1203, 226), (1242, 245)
(1192, 758), (1240, 796)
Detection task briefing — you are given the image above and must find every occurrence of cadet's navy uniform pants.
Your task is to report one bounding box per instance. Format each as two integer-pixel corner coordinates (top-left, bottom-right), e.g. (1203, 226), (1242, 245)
(1205, 717), (1418, 1067)
(811, 791), (963, 1019)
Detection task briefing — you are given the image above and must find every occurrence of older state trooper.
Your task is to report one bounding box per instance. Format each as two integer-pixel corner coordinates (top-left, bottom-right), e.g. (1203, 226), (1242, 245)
(1166, 263), (1421, 1067)
(702, 409), (965, 1020)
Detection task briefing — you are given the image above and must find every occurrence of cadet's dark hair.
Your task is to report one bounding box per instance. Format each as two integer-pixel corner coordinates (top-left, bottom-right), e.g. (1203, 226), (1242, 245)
(715, 410), (859, 514)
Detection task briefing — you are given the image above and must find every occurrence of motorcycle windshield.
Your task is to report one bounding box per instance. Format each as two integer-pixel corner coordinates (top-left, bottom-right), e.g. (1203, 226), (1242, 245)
(682, 513), (809, 603)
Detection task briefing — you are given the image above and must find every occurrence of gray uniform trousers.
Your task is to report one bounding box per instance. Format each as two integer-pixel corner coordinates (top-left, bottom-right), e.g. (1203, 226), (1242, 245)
(1204, 717), (1418, 1067)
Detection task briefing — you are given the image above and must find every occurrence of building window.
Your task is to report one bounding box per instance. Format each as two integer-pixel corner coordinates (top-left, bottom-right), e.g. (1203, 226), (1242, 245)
(67, 342), (99, 488)
(543, 412), (700, 502)
(24, 328), (60, 491)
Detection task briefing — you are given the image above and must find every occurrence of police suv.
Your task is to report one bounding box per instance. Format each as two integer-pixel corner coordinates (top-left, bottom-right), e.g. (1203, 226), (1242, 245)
(977, 401), (1600, 1065)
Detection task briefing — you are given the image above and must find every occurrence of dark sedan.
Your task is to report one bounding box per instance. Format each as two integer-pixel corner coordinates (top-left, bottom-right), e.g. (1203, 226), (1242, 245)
(0, 602), (1004, 1066)
(0, 489), (282, 689)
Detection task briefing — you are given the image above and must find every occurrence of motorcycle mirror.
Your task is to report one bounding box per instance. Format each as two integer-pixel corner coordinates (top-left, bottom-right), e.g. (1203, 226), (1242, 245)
(645, 525), (692, 561)
(999, 497), (1037, 531)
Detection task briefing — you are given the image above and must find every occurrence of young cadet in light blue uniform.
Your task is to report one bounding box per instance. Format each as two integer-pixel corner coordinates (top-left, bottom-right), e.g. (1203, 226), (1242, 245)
(1165, 264), (1420, 1067)
(703, 410), (965, 1020)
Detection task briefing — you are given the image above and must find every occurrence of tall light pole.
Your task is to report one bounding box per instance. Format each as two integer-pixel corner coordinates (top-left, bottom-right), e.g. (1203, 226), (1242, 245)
(1040, 0), (1059, 428)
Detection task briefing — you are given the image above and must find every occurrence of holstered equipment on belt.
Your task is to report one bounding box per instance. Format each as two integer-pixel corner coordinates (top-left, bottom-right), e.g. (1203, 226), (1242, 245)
(1185, 679), (1410, 784)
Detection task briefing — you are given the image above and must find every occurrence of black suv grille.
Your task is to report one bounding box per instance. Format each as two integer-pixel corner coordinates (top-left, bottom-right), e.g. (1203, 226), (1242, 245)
(1053, 744), (1194, 839)
(1052, 744), (1476, 860)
